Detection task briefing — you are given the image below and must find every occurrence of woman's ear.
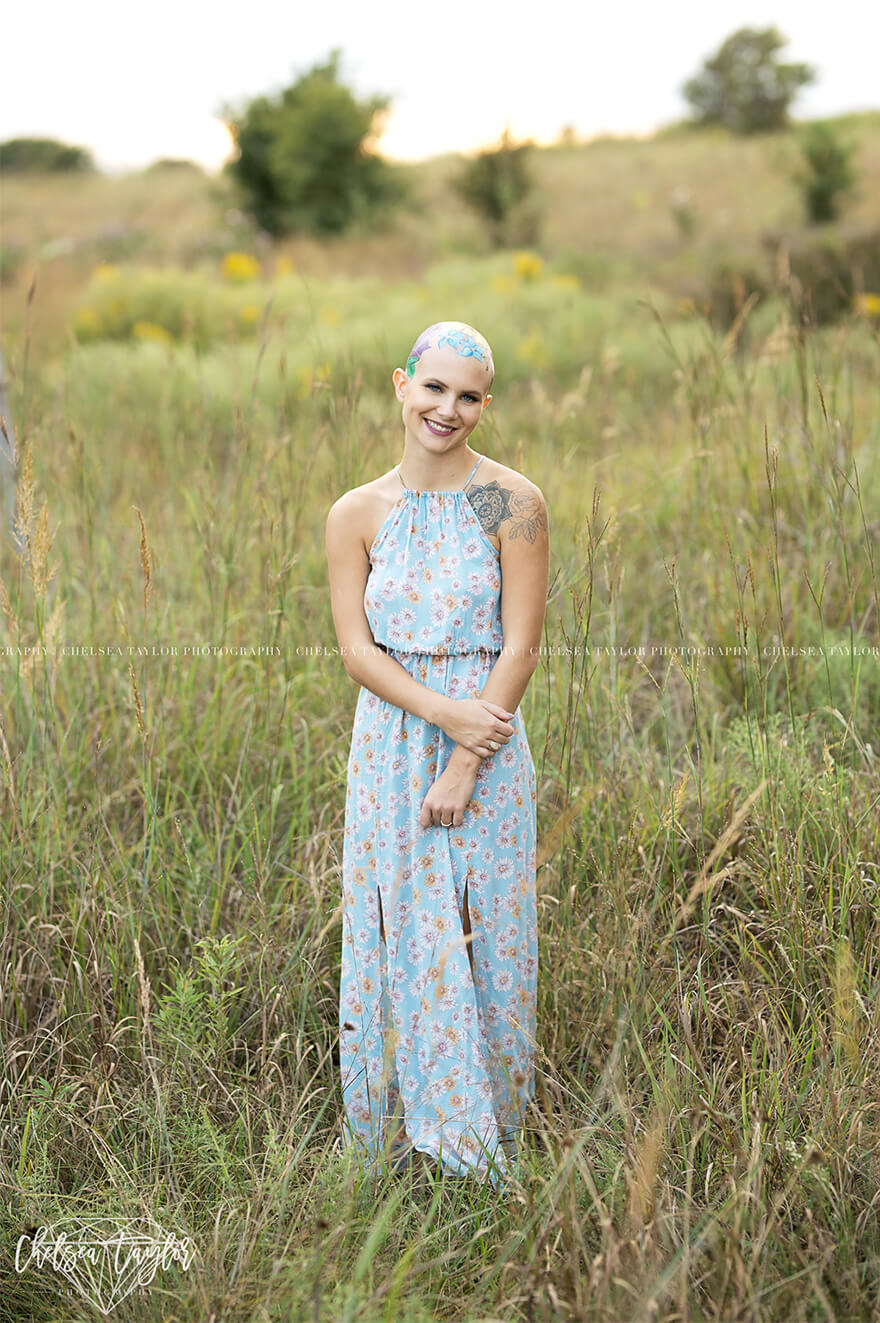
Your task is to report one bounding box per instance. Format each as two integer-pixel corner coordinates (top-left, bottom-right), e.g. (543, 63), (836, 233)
(392, 367), (408, 398)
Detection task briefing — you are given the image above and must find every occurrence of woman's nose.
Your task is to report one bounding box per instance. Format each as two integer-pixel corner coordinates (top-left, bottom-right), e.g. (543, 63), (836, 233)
(436, 394), (457, 418)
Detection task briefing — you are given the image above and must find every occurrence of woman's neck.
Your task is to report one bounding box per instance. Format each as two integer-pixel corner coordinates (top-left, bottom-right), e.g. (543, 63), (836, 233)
(398, 446), (479, 492)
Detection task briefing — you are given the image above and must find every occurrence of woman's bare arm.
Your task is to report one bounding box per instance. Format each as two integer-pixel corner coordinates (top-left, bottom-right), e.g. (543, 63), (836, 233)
(325, 489), (516, 757)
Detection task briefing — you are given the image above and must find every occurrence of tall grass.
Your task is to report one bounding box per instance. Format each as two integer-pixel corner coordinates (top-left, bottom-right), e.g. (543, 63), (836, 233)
(0, 259), (878, 1321)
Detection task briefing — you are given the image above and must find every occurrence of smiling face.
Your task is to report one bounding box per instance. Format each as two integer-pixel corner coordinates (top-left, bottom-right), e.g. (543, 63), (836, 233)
(392, 343), (493, 454)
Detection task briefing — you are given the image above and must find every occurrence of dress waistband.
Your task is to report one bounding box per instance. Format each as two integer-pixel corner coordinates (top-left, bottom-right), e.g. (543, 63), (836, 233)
(379, 643), (501, 657)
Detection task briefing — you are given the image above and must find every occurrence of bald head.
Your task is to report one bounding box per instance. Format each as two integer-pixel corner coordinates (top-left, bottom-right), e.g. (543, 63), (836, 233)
(405, 321), (495, 385)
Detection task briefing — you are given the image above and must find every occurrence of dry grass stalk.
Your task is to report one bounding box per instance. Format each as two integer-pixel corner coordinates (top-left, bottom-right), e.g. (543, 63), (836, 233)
(11, 440), (58, 596)
(133, 505), (152, 614)
(0, 575), (15, 636)
(663, 777), (768, 946)
(128, 662), (146, 739)
(0, 721), (17, 825)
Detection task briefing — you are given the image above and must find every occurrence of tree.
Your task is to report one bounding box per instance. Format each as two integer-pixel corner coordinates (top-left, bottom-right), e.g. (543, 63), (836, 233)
(682, 27), (815, 135)
(0, 138), (94, 172)
(454, 131), (540, 248)
(223, 51), (403, 237)
(794, 121), (856, 223)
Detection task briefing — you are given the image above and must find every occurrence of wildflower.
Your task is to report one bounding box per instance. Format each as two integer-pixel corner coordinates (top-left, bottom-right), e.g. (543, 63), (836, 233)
(491, 274), (515, 294)
(515, 333), (547, 367)
(550, 273), (581, 293)
(239, 304), (260, 324)
(512, 251), (543, 282)
(93, 263), (119, 282)
(296, 361), (331, 398)
(133, 321), (172, 343)
(73, 306), (100, 334)
(853, 292), (880, 320)
(221, 251), (262, 283)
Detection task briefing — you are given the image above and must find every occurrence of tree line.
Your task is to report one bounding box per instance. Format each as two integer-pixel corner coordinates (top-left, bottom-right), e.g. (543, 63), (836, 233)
(0, 30), (860, 235)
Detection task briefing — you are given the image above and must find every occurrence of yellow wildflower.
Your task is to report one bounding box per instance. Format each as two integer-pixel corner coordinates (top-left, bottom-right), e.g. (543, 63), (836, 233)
(512, 251), (543, 282)
(297, 361), (332, 398)
(239, 304), (260, 324)
(73, 306), (100, 333)
(853, 292), (880, 319)
(515, 333), (547, 367)
(133, 321), (172, 343)
(92, 263), (119, 282)
(221, 251), (262, 283)
(550, 273), (581, 293)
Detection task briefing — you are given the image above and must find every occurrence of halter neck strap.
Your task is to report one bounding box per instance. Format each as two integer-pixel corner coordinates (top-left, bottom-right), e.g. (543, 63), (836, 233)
(393, 454), (484, 492)
(463, 454), (484, 488)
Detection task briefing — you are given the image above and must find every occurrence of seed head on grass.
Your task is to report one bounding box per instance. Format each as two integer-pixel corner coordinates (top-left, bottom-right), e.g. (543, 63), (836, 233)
(129, 662), (146, 739)
(133, 505), (152, 615)
(12, 440), (58, 597)
(0, 576), (15, 636)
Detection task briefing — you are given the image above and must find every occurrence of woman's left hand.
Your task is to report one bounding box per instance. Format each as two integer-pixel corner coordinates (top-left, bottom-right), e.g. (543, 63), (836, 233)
(419, 762), (478, 829)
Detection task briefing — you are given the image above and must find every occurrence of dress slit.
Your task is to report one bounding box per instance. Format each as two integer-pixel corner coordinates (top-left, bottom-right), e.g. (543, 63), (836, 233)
(461, 878), (475, 982)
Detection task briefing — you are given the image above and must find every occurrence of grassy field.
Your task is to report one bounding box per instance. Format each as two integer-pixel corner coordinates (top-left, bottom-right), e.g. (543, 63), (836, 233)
(1, 122), (879, 1321)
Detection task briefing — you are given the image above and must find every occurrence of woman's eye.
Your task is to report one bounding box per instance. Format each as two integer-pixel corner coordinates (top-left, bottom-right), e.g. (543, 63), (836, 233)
(425, 383), (441, 391)
(462, 394), (478, 403)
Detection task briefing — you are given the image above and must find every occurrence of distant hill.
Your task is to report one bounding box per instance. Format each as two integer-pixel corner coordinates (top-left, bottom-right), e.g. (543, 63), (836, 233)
(1, 112), (877, 286)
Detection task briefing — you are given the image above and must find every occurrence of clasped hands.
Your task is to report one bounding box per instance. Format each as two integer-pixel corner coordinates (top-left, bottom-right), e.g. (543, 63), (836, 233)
(418, 697), (515, 830)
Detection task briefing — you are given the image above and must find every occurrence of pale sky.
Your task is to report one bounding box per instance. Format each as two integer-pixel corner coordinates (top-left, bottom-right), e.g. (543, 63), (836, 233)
(2, 1), (878, 171)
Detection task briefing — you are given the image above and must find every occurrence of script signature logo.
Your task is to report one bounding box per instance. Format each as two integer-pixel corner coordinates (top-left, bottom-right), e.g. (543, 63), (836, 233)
(15, 1214), (196, 1312)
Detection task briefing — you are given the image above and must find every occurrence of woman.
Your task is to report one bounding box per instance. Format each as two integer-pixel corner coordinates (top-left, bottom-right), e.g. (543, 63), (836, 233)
(326, 321), (549, 1188)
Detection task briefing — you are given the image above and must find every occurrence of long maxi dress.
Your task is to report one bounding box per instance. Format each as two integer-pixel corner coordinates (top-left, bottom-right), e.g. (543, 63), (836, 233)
(338, 453), (538, 1186)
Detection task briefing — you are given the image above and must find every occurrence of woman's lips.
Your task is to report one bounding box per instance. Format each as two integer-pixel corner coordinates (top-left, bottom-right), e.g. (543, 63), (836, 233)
(424, 418), (456, 436)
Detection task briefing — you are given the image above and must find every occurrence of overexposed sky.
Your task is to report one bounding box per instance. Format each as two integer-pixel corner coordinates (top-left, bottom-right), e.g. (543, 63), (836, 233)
(2, 1), (877, 171)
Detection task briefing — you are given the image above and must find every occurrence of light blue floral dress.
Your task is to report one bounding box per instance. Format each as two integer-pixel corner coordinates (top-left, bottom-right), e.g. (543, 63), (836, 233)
(339, 454), (538, 1187)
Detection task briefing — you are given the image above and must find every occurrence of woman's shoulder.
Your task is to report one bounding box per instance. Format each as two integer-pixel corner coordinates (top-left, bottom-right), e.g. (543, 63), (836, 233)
(327, 472), (399, 520)
(472, 458), (548, 519)
(326, 472), (401, 557)
(469, 457), (549, 546)
(473, 456), (546, 504)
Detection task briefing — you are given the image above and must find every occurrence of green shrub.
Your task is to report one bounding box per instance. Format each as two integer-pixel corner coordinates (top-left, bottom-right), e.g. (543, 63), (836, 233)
(785, 226), (880, 324)
(72, 265), (277, 347)
(702, 257), (771, 330)
(698, 226), (880, 329)
(223, 51), (405, 237)
(0, 136), (94, 172)
(794, 121), (857, 224)
(144, 157), (206, 174)
(454, 131), (541, 248)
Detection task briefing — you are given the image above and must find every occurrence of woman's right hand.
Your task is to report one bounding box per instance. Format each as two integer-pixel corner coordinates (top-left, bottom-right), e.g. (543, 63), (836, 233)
(438, 698), (516, 757)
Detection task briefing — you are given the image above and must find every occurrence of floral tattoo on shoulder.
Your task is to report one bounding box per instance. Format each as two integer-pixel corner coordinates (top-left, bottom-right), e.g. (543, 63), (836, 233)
(467, 482), (548, 543)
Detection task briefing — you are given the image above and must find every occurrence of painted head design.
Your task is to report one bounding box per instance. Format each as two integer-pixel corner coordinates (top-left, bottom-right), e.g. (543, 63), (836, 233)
(405, 321), (495, 384)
